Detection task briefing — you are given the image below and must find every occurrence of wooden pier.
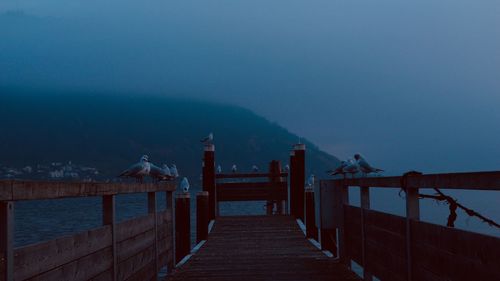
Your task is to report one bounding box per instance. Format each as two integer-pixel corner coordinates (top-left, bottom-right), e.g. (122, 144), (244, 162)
(1, 143), (500, 281)
(169, 216), (359, 281)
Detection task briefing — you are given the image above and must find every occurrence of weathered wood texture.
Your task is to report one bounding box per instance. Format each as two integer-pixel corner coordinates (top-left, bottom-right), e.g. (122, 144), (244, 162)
(343, 205), (500, 281)
(412, 220), (500, 281)
(14, 225), (113, 281)
(216, 173), (288, 179)
(175, 193), (191, 264)
(216, 181), (287, 202)
(0, 181), (176, 201)
(12, 210), (172, 281)
(364, 209), (407, 281)
(291, 144), (305, 220)
(333, 171), (500, 190)
(169, 216), (360, 281)
(1, 201), (13, 281)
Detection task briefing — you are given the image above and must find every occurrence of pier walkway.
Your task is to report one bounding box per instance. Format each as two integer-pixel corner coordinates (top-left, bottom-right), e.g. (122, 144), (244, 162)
(169, 216), (360, 281)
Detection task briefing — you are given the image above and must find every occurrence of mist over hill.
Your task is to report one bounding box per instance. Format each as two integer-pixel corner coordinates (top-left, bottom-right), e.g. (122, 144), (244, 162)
(0, 89), (339, 182)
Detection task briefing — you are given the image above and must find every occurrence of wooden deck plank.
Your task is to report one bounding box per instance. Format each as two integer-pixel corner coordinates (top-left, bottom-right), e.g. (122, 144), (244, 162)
(169, 216), (360, 281)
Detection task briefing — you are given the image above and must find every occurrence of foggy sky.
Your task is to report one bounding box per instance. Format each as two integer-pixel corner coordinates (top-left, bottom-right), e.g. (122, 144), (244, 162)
(1, 0), (500, 174)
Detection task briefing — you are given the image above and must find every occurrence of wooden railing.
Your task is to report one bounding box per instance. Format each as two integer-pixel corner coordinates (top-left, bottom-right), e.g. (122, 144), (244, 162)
(311, 171), (500, 281)
(215, 164), (288, 215)
(0, 180), (176, 281)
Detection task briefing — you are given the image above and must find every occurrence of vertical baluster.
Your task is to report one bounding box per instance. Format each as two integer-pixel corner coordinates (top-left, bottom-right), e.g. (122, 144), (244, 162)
(102, 195), (117, 281)
(360, 186), (373, 281)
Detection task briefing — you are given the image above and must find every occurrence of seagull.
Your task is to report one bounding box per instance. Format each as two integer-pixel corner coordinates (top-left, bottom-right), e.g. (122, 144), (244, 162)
(150, 164), (174, 181)
(216, 165), (222, 174)
(200, 132), (214, 144)
(180, 177), (189, 193)
(149, 163), (165, 181)
(285, 164), (290, 172)
(170, 164), (179, 178)
(231, 164), (237, 173)
(119, 155), (151, 182)
(326, 160), (348, 178)
(252, 165), (259, 172)
(306, 174), (315, 190)
(354, 154), (383, 176)
(342, 159), (359, 178)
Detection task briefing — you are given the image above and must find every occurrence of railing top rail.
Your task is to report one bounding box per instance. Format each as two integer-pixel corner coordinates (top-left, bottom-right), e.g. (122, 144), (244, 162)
(216, 172), (288, 179)
(0, 180), (177, 201)
(321, 170), (500, 191)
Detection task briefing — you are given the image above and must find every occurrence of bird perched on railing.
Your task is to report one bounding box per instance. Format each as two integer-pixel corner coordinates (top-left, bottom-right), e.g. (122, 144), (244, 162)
(342, 159), (360, 178)
(217, 165), (222, 174)
(252, 165), (259, 172)
(306, 174), (315, 190)
(180, 177), (190, 193)
(119, 155), (151, 182)
(200, 132), (214, 144)
(354, 154), (383, 176)
(170, 164), (179, 178)
(150, 163), (173, 181)
(231, 164), (237, 173)
(326, 160), (348, 178)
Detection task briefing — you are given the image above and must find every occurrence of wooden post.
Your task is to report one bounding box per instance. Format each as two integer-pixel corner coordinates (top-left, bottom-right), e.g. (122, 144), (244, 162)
(196, 191), (209, 243)
(289, 150), (296, 217)
(318, 181), (339, 256)
(175, 193), (191, 264)
(337, 182), (349, 265)
(166, 191), (174, 272)
(293, 144), (306, 220)
(267, 160), (283, 215)
(304, 190), (318, 240)
(102, 195), (117, 281)
(202, 144), (216, 220)
(0, 201), (13, 281)
(148, 192), (158, 281)
(360, 187), (373, 281)
(406, 186), (420, 281)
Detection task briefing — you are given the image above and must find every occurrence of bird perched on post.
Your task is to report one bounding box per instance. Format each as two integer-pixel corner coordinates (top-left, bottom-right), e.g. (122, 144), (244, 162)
(342, 159), (360, 178)
(149, 163), (172, 181)
(285, 164), (290, 172)
(306, 174), (315, 190)
(326, 160), (348, 178)
(180, 177), (190, 193)
(252, 165), (259, 172)
(216, 165), (222, 174)
(119, 155), (151, 182)
(231, 164), (237, 173)
(354, 154), (383, 176)
(170, 164), (179, 178)
(200, 132), (213, 144)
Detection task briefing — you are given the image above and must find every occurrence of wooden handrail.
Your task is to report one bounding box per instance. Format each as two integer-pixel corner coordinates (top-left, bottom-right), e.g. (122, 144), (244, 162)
(325, 170), (500, 190)
(0, 180), (177, 201)
(215, 172), (288, 179)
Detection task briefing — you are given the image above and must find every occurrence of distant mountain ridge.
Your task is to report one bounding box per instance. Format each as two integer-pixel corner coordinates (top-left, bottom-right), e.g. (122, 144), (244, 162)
(0, 89), (339, 182)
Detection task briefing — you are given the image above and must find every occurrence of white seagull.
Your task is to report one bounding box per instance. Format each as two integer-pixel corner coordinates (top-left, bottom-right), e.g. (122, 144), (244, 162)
(231, 164), (237, 173)
(354, 154), (383, 176)
(326, 160), (348, 178)
(285, 164), (290, 172)
(252, 165), (259, 172)
(306, 174), (315, 190)
(200, 132), (214, 144)
(342, 159), (359, 178)
(216, 165), (222, 174)
(180, 177), (190, 193)
(170, 164), (179, 178)
(119, 155), (151, 182)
